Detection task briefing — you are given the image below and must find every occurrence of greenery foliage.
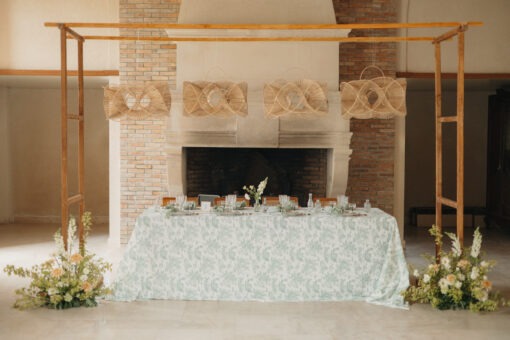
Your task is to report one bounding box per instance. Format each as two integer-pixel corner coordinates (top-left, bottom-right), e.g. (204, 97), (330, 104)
(4, 212), (112, 310)
(402, 225), (505, 312)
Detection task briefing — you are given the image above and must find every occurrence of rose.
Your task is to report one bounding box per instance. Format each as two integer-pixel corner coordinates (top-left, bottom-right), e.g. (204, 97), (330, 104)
(51, 268), (63, 278)
(457, 259), (469, 270)
(482, 280), (492, 290)
(446, 274), (456, 285)
(81, 282), (92, 292)
(70, 253), (83, 264)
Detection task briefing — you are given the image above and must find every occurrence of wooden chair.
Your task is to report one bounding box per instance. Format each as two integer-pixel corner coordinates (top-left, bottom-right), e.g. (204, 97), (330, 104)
(161, 196), (199, 206)
(213, 197), (250, 207)
(264, 196), (299, 206)
(315, 197), (338, 206)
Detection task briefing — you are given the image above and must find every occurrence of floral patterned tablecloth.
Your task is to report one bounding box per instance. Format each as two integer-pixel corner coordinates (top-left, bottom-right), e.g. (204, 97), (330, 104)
(111, 208), (409, 308)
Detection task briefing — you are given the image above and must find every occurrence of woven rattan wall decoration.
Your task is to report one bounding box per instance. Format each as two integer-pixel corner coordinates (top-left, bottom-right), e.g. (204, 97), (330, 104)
(263, 79), (328, 119)
(340, 66), (406, 119)
(103, 82), (171, 120)
(182, 81), (248, 118)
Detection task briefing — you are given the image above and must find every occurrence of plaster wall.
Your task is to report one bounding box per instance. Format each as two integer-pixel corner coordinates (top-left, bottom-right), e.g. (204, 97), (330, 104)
(398, 0), (510, 73)
(7, 87), (109, 222)
(0, 87), (12, 223)
(405, 88), (489, 223)
(0, 0), (118, 70)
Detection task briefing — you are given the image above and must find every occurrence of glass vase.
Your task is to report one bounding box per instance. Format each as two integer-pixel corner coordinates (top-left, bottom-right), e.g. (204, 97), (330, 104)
(253, 198), (261, 212)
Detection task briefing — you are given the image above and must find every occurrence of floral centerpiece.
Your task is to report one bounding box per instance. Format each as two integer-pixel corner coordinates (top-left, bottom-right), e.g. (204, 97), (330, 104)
(243, 177), (268, 210)
(402, 225), (505, 312)
(4, 212), (112, 310)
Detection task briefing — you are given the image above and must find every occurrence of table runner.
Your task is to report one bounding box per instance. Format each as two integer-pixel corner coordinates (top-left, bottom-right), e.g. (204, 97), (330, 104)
(111, 208), (409, 308)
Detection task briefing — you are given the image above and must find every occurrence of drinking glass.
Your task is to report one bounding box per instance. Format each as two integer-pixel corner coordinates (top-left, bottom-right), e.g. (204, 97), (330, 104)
(227, 194), (236, 210)
(176, 195), (185, 209)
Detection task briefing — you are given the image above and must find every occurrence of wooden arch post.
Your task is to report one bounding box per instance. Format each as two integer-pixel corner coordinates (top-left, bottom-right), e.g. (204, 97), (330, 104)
(58, 24), (85, 249)
(433, 25), (467, 257)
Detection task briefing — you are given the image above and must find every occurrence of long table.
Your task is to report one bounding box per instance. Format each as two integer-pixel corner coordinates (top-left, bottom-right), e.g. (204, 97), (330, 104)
(111, 208), (409, 308)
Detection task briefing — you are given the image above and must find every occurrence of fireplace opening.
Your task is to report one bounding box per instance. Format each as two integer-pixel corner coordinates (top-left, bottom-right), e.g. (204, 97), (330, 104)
(185, 147), (328, 206)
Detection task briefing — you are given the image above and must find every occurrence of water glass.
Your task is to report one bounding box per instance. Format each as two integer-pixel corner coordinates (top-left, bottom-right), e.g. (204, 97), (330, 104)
(176, 195), (186, 209)
(279, 195), (290, 206)
(226, 194), (236, 210)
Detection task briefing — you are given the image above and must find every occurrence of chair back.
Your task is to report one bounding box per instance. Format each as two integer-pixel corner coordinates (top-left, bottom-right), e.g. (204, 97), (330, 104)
(264, 196), (299, 206)
(214, 196), (250, 207)
(198, 194), (219, 205)
(315, 197), (338, 206)
(162, 196), (199, 206)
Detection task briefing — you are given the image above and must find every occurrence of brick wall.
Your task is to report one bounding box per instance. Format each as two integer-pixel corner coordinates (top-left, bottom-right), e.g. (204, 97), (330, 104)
(119, 0), (181, 244)
(333, 0), (397, 213)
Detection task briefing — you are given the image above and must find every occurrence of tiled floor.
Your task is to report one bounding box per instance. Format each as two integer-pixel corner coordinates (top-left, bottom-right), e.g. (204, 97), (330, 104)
(1, 223), (509, 339)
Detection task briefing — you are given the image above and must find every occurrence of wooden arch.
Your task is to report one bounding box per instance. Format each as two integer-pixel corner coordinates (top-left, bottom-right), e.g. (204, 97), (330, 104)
(45, 21), (481, 256)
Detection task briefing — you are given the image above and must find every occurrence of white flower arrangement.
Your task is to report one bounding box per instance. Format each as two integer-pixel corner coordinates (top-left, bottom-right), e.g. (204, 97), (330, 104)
(4, 212), (112, 310)
(243, 177), (268, 204)
(402, 225), (505, 312)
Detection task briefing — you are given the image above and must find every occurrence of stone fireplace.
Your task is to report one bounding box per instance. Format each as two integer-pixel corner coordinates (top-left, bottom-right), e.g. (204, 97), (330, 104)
(165, 0), (352, 199)
(115, 0), (401, 245)
(185, 147), (328, 205)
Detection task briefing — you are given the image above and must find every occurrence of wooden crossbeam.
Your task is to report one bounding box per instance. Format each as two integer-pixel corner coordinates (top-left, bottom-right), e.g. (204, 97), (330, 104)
(81, 35), (435, 43)
(438, 197), (458, 209)
(438, 116), (458, 123)
(0, 69), (119, 76)
(67, 194), (83, 205)
(44, 21), (483, 29)
(67, 114), (83, 121)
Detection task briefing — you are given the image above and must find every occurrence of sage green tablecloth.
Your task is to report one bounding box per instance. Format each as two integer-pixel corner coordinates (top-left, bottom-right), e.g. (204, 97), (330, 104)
(111, 208), (409, 308)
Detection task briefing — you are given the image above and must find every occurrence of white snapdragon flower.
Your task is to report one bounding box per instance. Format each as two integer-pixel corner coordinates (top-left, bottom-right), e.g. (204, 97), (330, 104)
(413, 269), (420, 278)
(470, 267), (479, 280)
(470, 228), (482, 258)
(446, 232), (462, 257)
(423, 274), (431, 283)
(47, 288), (58, 296)
(455, 281), (462, 289)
